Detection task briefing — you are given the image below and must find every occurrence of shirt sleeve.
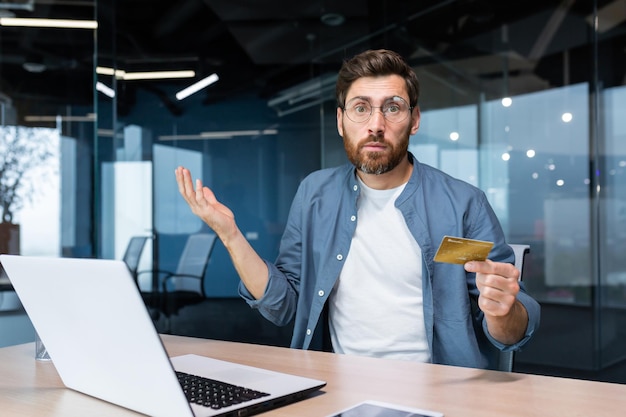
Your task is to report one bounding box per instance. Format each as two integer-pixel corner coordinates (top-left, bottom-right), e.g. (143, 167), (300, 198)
(238, 260), (298, 326)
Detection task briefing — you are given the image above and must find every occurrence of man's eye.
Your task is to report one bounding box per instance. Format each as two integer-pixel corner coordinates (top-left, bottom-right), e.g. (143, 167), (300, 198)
(354, 105), (368, 113)
(386, 105), (401, 113)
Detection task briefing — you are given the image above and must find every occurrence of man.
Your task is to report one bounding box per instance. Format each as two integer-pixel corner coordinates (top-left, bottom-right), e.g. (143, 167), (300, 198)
(175, 49), (540, 369)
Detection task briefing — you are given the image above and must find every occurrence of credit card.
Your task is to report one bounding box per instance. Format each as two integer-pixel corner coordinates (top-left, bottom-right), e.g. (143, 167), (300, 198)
(433, 236), (494, 264)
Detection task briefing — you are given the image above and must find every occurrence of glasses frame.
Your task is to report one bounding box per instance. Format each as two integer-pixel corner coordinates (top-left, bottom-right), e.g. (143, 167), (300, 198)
(342, 96), (413, 124)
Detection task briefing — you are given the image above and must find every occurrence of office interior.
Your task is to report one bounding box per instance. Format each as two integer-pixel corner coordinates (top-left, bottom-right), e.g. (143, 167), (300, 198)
(0, 0), (625, 383)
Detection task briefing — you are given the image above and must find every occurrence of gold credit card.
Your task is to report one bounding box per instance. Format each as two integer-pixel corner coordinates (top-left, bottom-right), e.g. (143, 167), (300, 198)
(433, 236), (494, 264)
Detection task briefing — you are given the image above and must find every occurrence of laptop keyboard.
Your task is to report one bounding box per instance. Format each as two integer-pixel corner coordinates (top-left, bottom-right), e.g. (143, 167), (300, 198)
(177, 371), (270, 410)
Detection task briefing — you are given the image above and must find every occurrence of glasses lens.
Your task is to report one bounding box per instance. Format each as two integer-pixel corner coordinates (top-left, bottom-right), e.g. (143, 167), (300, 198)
(344, 96), (410, 123)
(345, 99), (372, 123)
(382, 97), (410, 122)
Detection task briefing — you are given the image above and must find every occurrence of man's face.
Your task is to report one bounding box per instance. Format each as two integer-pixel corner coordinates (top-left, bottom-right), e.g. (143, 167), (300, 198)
(337, 75), (420, 175)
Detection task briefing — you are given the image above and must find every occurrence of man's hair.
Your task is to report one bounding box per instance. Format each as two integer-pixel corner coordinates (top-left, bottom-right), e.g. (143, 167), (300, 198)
(336, 49), (420, 109)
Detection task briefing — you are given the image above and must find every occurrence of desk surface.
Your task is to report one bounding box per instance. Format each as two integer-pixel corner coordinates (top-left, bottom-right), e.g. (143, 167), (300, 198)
(1, 334), (625, 417)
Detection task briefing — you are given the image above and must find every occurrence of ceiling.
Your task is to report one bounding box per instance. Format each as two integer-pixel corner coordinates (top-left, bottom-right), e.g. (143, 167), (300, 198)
(0, 0), (624, 119)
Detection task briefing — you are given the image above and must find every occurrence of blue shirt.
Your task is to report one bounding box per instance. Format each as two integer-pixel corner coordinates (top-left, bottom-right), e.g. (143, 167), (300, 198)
(240, 153), (540, 369)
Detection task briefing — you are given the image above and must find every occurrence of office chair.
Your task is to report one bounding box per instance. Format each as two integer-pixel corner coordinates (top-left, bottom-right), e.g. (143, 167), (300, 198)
(496, 243), (530, 372)
(122, 236), (149, 283)
(139, 233), (217, 325)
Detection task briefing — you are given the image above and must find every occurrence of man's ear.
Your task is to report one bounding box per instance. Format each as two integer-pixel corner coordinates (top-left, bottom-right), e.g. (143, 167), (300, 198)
(337, 107), (344, 138)
(410, 106), (421, 135)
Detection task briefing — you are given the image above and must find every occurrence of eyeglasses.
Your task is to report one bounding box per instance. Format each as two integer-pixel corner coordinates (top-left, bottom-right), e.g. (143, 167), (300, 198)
(342, 96), (413, 123)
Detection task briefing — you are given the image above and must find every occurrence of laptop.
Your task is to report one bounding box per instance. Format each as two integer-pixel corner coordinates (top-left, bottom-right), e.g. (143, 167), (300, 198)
(0, 254), (326, 417)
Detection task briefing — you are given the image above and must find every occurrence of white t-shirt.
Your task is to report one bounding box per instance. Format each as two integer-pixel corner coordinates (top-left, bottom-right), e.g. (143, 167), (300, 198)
(328, 178), (430, 362)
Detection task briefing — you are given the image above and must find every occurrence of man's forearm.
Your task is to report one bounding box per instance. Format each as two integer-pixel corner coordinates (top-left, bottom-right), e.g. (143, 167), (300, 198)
(222, 228), (269, 299)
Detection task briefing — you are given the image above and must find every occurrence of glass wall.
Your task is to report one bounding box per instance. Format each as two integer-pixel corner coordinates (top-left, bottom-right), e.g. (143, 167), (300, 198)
(0, 0), (96, 346)
(313, 1), (626, 376)
(2, 1), (626, 381)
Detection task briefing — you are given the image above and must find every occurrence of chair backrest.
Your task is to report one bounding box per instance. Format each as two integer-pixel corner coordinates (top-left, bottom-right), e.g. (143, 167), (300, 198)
(496, 243), (530, 372)
(171, 233), (218, 294)
(122, 236), (149, 280)
(510, 244), (530, 281)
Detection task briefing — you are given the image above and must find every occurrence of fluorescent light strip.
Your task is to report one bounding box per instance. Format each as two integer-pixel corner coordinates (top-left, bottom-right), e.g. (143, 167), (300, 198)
(96, 66), (195, 81)
(97, 129), (114, 137)
(25, 114), (96, 122)
(159, 134), (222, 141)
(159, 129), (278, 141)
(96, 82), (115, 98)
(123, 70), (195, 80)
(96, 67), (122, 77)
(0, 17), (98, 29)
(175, 73), (219, 100)
(200, 129), (277, 138)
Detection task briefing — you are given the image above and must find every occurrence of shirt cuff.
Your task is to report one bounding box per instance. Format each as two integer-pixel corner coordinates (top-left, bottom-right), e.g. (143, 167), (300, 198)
(482, 289), (540, 352)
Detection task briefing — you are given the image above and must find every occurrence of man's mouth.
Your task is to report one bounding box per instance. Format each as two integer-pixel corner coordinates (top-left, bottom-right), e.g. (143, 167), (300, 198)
(362, 142), (387, 152)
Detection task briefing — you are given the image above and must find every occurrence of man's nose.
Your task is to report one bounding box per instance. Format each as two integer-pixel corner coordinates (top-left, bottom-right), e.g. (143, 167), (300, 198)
(367, 108), (386, 132)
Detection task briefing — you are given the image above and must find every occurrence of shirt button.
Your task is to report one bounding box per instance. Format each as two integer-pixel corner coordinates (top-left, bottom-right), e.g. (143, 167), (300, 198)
(353, 184), (358, 191)
(350, 215), (356, 221)
(318, 290), (324, 297)
(306, 329), (312, 335)
(336, 254), (343, 261)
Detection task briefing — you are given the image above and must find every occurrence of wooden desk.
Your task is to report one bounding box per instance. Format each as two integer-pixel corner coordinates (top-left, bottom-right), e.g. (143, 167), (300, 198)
(1, 334), (625, 416)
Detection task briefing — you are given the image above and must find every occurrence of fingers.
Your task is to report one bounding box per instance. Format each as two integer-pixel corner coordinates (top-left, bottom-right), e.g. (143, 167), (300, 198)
(175, 166), (194, 197)
(175, 167), (218, 212)
(464, 259), (519, 281)
(175, 167), (204, 205)
(466, 259), (520, 291)
(467, 259), (520, 317)
(194, 178), (204, 202)
(174, 167), (237, 237)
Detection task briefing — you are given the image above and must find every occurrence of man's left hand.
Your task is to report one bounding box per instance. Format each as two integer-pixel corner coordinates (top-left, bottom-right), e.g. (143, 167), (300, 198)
(464, 259), (528, 345)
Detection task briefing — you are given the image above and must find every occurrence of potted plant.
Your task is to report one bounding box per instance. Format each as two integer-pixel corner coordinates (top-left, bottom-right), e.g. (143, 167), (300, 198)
(0, 125), (57, 254)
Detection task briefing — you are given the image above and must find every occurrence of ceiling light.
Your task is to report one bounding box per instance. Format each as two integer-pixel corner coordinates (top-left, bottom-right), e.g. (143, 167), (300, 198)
(158, 129), (278, 141)
(96, 67), (123, 77)
(0, 17), (98, 29)
(97, 129), (114, 137)
(175, 73), (219, 100)
(22, 61), (46, 73)
(24, 114), (96, 122)
(123, 70), (195, 81)
(96, 82), (115, 98)
(200, 129), (277, 139)
(96, 67), (195, 81)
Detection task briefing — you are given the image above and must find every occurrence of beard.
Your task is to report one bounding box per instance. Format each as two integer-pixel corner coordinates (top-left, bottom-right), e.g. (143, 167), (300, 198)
(343, 126), (411, 175)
